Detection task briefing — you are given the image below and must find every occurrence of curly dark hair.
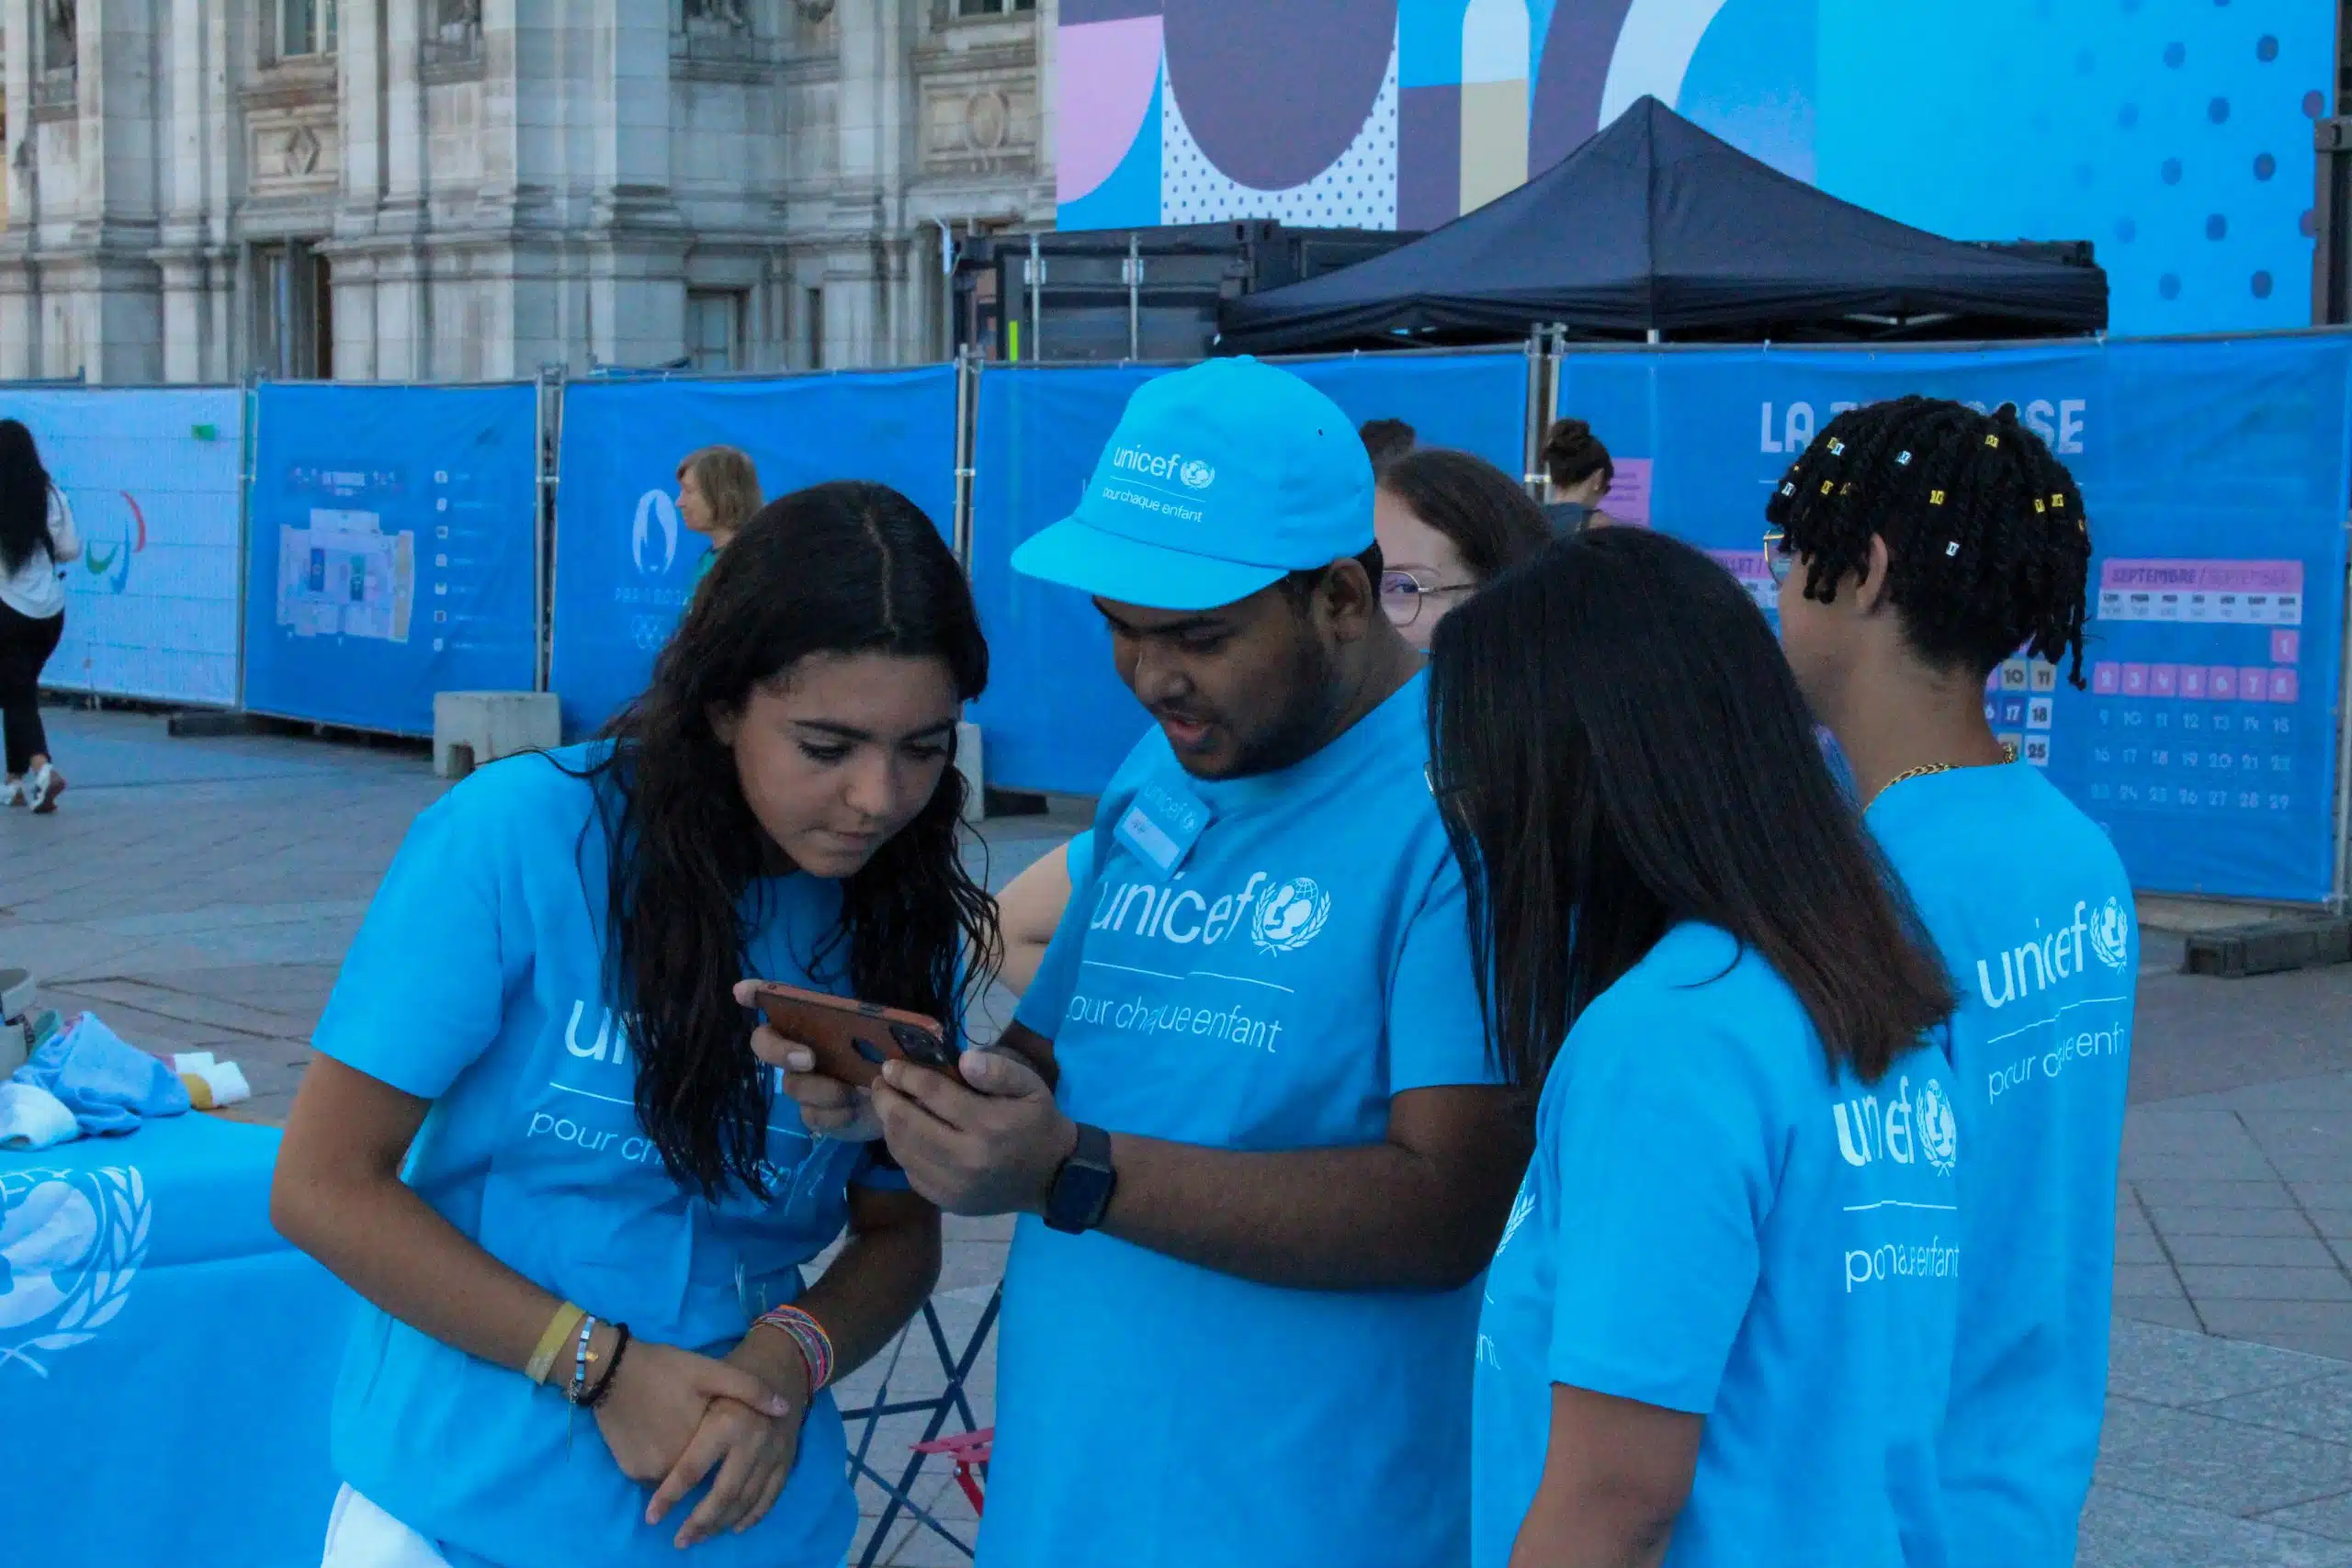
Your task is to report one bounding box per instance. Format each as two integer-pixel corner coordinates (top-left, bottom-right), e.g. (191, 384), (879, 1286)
(574, 479), (1000, 1200)
(1765, 395), (2093, 688)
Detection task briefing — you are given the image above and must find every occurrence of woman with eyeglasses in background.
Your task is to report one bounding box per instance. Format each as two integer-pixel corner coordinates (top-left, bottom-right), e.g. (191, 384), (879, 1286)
(992, 446), (1548, 995)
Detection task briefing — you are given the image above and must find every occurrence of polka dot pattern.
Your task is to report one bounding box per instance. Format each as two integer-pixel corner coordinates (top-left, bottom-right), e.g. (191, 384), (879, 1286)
(1159, 29), (1399, 228)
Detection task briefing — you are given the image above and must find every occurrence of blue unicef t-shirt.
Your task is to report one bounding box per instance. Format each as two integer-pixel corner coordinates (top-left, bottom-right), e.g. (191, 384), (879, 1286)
(1472, 925), (1962, 1568)
(312, 745), (903, 1568)
(984, 672), (1499, 1568)
(1871, 764), (2135, 1568)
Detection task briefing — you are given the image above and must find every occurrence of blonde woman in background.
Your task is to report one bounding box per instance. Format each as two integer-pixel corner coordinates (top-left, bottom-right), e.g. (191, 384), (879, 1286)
(678, 446), (763, 589)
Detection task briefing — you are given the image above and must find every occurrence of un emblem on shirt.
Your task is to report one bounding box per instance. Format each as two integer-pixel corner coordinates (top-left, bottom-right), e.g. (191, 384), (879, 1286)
(0, 1167), (150, 1377)
(2088, 897), (2132, 973)
(1250, 877), (1332, 954)
(1917, 1081), (1959, 1176)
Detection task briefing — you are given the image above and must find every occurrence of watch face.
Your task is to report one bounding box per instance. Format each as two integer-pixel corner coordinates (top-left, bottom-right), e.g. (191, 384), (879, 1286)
(1049, 1156), (1116, 1233)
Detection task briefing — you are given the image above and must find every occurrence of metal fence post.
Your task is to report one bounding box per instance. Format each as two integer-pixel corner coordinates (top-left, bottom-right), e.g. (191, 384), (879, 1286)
(234, 369), (263, 714)
(2335, 519), (2352, 912)
(536, 364), (565, 694)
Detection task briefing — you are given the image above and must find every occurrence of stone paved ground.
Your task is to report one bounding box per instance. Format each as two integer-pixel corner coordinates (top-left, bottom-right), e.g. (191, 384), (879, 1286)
(12, 705), (2352, 1563)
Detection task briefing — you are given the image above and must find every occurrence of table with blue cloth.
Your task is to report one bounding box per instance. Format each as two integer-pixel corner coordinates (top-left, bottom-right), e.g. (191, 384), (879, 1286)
(1, 1111), (348, 1568)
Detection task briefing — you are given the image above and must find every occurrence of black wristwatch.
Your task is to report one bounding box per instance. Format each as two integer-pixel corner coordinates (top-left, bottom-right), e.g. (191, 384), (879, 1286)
(1044, 1122), (1117, 1235)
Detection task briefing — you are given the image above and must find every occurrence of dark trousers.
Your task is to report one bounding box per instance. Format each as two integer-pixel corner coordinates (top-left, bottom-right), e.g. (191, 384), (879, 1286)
(0, 600), (62, 775)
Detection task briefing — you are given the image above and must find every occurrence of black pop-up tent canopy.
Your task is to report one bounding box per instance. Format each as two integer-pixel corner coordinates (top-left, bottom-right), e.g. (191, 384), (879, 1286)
(1217, 96), (2108, 353)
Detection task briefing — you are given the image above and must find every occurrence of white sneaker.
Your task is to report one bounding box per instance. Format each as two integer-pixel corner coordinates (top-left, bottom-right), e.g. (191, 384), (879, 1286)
(24, 762), (62, 814)
(0, 778), (21, 808)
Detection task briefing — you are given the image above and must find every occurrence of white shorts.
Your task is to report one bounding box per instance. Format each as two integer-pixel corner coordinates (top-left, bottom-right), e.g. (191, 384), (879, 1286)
(320, 1486), (454, 1568)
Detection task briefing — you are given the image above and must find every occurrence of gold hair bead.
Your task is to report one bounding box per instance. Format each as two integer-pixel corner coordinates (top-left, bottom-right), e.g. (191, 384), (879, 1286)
(2034, 498), (2046, 513)
(1929, 489), (1946, 505)
(1985, 434), (2000, 448)
(1840, 481), (1855, 495)
(2052, 493), (2065, 509)
(1827, 438), (1846, 456)
(1820, 479), (1834, 494)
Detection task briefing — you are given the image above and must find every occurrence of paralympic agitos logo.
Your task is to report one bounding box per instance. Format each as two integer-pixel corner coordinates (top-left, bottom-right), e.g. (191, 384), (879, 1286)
(77, 491), (148, 594)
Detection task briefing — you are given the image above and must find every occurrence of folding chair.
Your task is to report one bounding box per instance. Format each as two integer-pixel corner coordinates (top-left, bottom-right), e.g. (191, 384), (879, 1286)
(840, 1282), (1001, 1565)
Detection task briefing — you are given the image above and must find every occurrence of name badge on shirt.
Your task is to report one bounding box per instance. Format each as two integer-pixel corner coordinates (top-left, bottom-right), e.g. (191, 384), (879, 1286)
(1114, 781), (1210, 876)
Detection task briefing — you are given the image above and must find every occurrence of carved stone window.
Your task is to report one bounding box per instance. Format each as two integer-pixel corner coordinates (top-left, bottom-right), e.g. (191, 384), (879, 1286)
(37, 0), (77, 115)
(271, 0), (337, 60)
(422, 0), (483, 81)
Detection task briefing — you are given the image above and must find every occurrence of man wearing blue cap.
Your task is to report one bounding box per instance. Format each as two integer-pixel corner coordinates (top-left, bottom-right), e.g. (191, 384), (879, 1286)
(772, 357), (1523, 1564)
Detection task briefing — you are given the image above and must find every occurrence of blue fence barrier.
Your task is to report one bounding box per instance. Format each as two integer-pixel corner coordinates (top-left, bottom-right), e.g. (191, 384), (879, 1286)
(970, 352), (1528, 795)
(549, 367), (957, 736)
(243, 382), (540, 735)
(3, 387), (244, 707)
(1555, 335), (2352, 904)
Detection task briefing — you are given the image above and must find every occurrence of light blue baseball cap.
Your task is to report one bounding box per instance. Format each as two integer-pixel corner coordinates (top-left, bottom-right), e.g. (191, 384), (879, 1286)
(1010, 357), (1374, 612)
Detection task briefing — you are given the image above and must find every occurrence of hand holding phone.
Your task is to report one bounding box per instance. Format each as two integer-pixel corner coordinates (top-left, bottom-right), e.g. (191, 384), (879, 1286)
(748, 982), (956, 1090)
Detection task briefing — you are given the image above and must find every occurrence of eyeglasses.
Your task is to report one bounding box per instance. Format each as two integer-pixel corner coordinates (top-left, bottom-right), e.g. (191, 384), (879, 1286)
(1763, 527), (1795, 587)
(1381, 570), (1478, 628)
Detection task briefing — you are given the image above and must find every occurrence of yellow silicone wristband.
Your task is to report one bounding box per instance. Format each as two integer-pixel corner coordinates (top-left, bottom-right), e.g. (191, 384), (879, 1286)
(526, 1303), (586, 1386)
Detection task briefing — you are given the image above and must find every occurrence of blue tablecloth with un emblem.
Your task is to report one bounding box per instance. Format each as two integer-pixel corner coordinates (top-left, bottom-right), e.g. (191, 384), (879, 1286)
(1, 1111), (346, 1567)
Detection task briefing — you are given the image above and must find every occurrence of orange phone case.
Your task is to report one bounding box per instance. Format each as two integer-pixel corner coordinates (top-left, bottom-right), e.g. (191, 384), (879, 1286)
(750, 982), (954, 1089)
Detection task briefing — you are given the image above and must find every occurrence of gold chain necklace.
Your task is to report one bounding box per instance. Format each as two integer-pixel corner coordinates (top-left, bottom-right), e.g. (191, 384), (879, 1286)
(1867, 762), (1959, 809)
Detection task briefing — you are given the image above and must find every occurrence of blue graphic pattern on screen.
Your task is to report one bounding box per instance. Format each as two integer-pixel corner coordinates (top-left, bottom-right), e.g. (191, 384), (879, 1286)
(1788, 0), (2328, 334)
(548, 368), (956, 737)
(1555, 336), (2352, 904)
(969, 353), (1527, 795)
(243, 383), (539, 735)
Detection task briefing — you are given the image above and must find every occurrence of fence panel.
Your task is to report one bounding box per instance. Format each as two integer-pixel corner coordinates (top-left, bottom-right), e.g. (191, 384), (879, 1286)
(243, 382), (540, 735)
(1555, 336), (2352, 904)
(7, 387), (244, 706)
(548, 367), (957, 737)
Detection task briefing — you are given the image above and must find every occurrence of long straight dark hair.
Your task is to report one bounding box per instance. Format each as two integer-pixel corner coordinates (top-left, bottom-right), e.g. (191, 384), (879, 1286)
(1427, 526), (1952, 1091)
(0, 419), (56, 576)
(581, 480), (1000, 1199)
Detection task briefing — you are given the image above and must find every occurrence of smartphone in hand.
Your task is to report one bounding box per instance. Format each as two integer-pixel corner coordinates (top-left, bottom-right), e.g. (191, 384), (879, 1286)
(750, 982), (955, 1089)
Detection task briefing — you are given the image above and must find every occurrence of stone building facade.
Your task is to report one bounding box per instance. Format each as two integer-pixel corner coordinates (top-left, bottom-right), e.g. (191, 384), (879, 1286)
(0, 0), (1053, 382)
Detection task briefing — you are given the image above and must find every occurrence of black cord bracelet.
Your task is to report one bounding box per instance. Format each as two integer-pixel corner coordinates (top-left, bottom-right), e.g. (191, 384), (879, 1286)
(581, 1322), (631, 1410)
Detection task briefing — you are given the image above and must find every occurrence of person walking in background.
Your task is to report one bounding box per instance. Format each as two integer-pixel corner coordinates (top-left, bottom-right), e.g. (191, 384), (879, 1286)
(678, 446), (763, 588)
(273, 482), (992, 1568)
(994, 445), (1548, 994)
(773, 359), (1526, 1568)
(1375, 447), (1550, 655)
(1541, 417), (1615, 532)
(0, 419), (78, 814)
(1359, 416), (1416, 470)
(1437, 526), (1960, 1568)
(1767, 397), (2133, 1568)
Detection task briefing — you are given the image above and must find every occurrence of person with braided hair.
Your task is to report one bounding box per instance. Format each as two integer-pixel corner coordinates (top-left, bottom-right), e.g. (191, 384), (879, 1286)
(1767, 395), (2137, 1568)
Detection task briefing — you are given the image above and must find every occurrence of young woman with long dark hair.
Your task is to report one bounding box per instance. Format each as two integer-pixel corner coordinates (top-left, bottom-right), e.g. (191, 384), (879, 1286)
(0, 418), (79, 812)
(1768, 398), (2133, 1568)
(274, 480), (997, 1568)
(1434, 526), (1961, 1568)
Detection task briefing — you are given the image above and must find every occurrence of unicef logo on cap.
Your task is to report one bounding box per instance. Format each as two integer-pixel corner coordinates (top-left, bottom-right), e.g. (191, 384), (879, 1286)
(1178, 459), (1216, 491)
(1250, 877), (1332, 955)
(0, 1167), (150, 1377)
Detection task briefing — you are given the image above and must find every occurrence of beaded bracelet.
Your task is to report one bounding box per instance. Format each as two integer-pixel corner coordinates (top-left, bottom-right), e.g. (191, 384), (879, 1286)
(754, 1305), (835, 1393)
(567, 1314), (599, 1405)
(581, 1323), (631, 1411)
